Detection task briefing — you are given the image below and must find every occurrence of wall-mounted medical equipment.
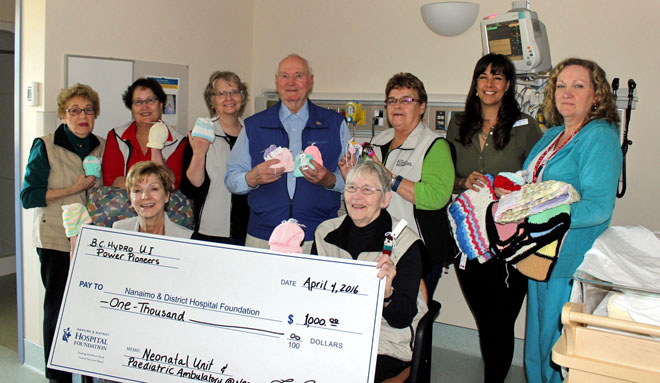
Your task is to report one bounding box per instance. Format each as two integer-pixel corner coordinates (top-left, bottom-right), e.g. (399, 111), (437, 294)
(616, 78), (637, 199)
(481, 3), (551, 74)
(255, 91), (465, 140)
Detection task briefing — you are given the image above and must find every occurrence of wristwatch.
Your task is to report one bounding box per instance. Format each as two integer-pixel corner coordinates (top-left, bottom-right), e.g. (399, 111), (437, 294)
(390, 173), (398, 188)
(392, 175), (403, 192)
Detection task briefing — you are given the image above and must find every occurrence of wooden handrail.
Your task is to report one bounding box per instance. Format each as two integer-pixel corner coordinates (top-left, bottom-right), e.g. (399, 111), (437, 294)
(562, 302), (660, 338)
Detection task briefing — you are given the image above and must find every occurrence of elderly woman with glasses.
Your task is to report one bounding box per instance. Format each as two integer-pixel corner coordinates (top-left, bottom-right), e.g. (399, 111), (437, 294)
(20, 83), (105, 383)
(180, 71), (250, 245)
(312, 160), (428, 382)
(339, 72), (454, 296)
(102, 78), (187, 190)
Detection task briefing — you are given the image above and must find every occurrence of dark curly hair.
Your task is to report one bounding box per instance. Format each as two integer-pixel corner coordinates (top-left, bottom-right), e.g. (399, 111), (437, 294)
(453, 54), (520, 150)
(122, 78), (166, 112)
(543, 58), (620, 128)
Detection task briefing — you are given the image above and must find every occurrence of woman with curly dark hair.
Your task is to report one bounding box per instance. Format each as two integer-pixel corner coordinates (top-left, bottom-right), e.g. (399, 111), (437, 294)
(446, 53), (542, 383)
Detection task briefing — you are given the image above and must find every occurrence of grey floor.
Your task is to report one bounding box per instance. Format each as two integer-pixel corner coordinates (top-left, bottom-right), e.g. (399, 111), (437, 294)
(1, 273), (49, 382)
(0, 272), (526, 382)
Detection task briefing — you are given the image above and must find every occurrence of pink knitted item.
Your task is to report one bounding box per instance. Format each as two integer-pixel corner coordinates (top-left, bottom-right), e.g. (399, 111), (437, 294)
(265, 145), (294, 172)
(304, 144), (323, 166)
(269, 219), (305, 253)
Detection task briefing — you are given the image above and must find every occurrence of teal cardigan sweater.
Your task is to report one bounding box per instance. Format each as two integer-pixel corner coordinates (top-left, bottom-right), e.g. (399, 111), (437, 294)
(523, 119), (622, 278)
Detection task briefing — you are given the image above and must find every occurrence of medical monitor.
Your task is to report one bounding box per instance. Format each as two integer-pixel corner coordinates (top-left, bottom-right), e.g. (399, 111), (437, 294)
(481, 9), (551, 74)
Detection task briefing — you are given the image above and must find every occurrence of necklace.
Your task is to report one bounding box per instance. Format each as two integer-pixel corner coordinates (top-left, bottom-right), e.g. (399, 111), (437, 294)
(480, 125), (493, 141)
(532, 129), (579, 183)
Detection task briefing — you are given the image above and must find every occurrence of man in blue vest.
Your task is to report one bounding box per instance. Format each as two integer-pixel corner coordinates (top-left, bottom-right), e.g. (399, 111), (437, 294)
(225, 54), (350, 252)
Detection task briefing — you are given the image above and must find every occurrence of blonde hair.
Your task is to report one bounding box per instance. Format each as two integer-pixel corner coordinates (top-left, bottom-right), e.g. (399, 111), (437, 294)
(203, 71), (249, 117)
(125, 161), (173, 194)
(543, 58), (620, 128)
(57, 83), (100, 119)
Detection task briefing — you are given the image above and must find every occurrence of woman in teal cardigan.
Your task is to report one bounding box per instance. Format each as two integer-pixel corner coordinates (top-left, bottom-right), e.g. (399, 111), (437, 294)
(522, 58), (622, 383)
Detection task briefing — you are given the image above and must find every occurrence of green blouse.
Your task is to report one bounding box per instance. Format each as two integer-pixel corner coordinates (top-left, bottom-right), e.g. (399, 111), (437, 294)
(446, 113), (542, 192)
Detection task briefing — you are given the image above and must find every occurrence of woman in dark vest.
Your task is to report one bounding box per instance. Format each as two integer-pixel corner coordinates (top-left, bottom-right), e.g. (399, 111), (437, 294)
(21, 83), (105, 383)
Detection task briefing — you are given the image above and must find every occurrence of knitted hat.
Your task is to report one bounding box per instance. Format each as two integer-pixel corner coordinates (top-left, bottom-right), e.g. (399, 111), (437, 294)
(191, 117), (216, 143)
(360, 142), (375, 161)
(62, 203), (92, 238)
(448, 173), (497, 263)
(264, 145), (294, 172)
(304, 143), (323, 166)
(146, 121), (169, 149)
(493, 171), (527, 192)
(494, 180), (580, 223)
(293, 152), (316, 177)
(83, 156), (101, 178)
(347, 140), (362, 157)
(269, 219), (305, 253)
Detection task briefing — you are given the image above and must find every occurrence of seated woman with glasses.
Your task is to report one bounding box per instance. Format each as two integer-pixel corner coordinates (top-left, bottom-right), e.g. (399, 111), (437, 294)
(102, 78), (187, 190)
(312, 160), (427, 383)
(20, 83), (105, 383)
(180, 71), (250, 245)
(339, 72), (454, 296)
(113, 161), (192, 238)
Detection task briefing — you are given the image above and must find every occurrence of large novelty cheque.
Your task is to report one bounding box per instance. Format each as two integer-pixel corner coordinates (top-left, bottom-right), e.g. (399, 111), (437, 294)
(49, 225), (385, 383)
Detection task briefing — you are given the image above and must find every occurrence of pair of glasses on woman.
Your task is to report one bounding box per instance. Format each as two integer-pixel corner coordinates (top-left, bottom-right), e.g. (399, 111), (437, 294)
(66, 107), (95, 116)
(345, 184), (381, 195)
(132, 97), (158, 106)
(212, 90), (243, 98)
(385, 96), (421, 106)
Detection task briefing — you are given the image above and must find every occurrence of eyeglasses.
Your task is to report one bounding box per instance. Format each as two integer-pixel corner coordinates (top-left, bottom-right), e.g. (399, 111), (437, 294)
(66, 106), (95, 116)
(345, 184), (381, 195)
(385, 96), (421, 106)
(212, 90), (243, 98)
(133, 97), (158, 106)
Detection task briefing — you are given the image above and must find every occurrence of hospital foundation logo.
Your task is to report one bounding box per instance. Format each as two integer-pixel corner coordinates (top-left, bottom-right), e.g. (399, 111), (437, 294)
(65, 327), (110, 351)
(62, 327), (72, 342)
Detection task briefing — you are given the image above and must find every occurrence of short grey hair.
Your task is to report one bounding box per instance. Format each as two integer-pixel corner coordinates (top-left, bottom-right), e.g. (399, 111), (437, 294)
(277, 53), (314, 77)
(345, 160), (392, 201)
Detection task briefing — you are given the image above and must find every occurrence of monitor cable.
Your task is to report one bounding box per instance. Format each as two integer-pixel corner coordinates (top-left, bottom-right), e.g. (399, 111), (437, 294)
(616, 78), (635, 198)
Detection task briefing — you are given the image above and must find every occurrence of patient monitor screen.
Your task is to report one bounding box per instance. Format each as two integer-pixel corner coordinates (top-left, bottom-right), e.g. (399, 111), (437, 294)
(486, 21), (523, 61)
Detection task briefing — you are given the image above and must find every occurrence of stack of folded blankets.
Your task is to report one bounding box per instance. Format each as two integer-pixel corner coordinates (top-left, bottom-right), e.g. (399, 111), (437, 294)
(449, 171), (580, 280)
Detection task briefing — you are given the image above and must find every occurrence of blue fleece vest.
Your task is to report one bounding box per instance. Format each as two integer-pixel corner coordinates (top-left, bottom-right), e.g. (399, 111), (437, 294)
(245, 101), (343, 241)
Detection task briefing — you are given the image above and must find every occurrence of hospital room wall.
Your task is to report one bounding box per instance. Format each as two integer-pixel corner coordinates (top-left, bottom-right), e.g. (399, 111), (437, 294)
(0, 0), (12, 22)
(18, 0), (660, 355)
(250, 0), (660, 335)
(19, 0), (254, 352)
(251, 0), (660, 232)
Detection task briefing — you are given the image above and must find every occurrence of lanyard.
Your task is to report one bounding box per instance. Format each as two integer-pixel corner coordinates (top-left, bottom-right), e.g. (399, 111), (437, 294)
(532, 129), (578, 183)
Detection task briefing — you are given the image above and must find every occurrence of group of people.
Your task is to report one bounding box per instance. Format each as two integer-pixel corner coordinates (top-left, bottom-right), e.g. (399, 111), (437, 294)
(21, 52), (622, 383)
